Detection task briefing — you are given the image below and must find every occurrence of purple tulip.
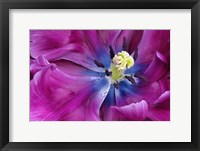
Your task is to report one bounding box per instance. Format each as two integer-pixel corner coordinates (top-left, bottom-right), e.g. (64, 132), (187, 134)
(30, 30), (170, 121)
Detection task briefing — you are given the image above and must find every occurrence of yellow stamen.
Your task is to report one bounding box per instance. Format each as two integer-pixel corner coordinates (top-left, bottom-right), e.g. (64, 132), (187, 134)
(113, 51), (134, 71)
(111, 51), (134, 81)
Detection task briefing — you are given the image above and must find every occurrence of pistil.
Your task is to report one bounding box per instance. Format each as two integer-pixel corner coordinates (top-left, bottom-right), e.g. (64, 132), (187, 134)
(111, 51), (134, 81)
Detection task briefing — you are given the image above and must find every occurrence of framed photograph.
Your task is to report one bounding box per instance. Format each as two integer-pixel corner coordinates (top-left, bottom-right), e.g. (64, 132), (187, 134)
(0, 0), (199, 151)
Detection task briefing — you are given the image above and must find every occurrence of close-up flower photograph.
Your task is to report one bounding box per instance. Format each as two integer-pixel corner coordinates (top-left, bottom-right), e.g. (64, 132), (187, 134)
(1, 0), (200, 150)
(30, 30), (170, 121)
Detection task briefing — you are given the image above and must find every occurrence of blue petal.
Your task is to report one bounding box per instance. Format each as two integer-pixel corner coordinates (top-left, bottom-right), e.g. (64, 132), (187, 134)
(97, 49), (111, 69)
(118, 80), (137, 97)
(115, 80), (139, 106)
(81, 70), (105, 77)
(92, 78), (109, 93)
(124, 63), (148, 75)
(102, 84), (116, 106)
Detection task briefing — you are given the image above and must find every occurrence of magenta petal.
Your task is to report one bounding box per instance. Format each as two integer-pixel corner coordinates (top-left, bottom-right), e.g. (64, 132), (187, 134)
(129, 81), (162, 104)
(51, 88), (95, 121)
(61, 105), (87, 121)
(136, 30), (170, 63)
(86, 83), (111, 120)
(148, 108), (170, 121)
(148, 91), (170, 121)
(110, 100), (148, 121)
(83, 30), (103, 51)
(48, 78), (109, 121)
(128, 30), (144, 54)
(98, 30), (121, 48)
(114, 30), (143, 54)
(115, 86), (143, 107)
(143, 51), (169, 83)
(30, 30), (96, 65)
(30, 56), (50, 77)
(158, 72), (170, 93)
(30, 64), (99, 121)
(52, 59), (104, 77)
(61, 52), (104, 72)
(66, 81), (111, 121)
(31, 30), (71, 58)
(153, 90), (170, 108)
(115, 30), (134, 53)
(30, 30), (111, 71)
(113, 80), (162, 107)
(32, 43), (82, 61)
(69, 30), (111, 60)
(51, 60), (84, 76)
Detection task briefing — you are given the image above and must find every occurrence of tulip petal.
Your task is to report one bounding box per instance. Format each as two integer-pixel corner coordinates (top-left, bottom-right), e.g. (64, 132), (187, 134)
(153, 91), (170, 108)
(82, 30), (111, 68)
(148, 91), (170, 121)
(128, 30), (144, 54)
(116, 80), (139, 105)
(143, 51), (169, 84)
(111, 100), (148, 121)
(30, 56), (50, 79)
(61, 52), (104, 72)
(45, 78), (109, 120)
(114, 30), (143, 54)
(31, 30), (87, 59)
(115, 30), (134, 53)
(52, 59), (105, 77)
(136, 30), (170, 63)
(148, 109), (170, 121)
(30, 30), (110, 71)
(100, 85), (116, 120)
(30, 64), (107, 121)
(158, 72), (170, 93)
(85, 80), (111, 121)
(98, 30), (121, 48)
(117, 80), (162, 105)
(124, 63), (148, 75)
(57, 78), (111, 121)
(30, 30), (71, 58)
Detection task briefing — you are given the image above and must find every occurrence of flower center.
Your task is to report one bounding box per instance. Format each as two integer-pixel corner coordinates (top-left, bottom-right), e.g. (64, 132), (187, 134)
(111, 51), (134, 81)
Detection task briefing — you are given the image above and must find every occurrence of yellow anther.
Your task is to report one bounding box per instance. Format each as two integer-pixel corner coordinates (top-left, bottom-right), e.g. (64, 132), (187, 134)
(112, 51), (134, 71)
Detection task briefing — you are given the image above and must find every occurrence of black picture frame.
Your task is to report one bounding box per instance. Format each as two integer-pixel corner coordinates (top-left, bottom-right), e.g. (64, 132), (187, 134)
(0, 0), (200, 151)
